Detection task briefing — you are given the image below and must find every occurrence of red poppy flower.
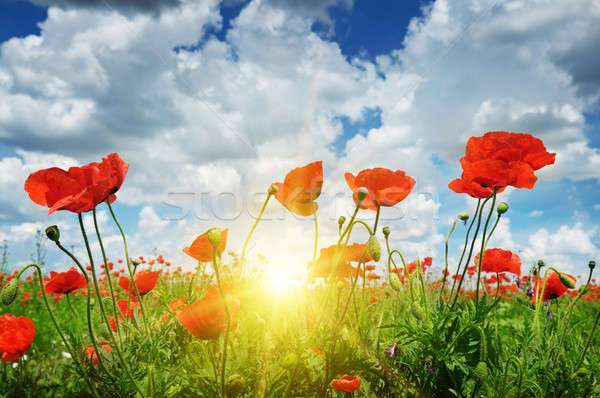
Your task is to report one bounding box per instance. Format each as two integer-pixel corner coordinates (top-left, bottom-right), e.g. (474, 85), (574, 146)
(169, 298), (187, 314)
(531, 272), (575, 304)
(345, 168), (415, 210)
(45, 267), (86, 294)
(183, 229), (228, 262)
(449, 132), (555, 195)
(118, 270), (161, 299)
(273, 161), (323, 216)
(176, 287), (240, 340)
(0, 314), (35, 362)
(474, 249), (521, 276)
(365, 264), (375, 271)
(310, 243), (373, 280)
(406, 257), (433, 274)
(84, 344), (111, 366)
(24, 153), (129, 214)
(332, 374), (361, 393)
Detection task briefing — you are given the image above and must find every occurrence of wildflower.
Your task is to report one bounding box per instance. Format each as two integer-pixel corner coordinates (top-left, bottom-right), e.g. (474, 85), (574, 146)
(474, 249), (521, 276)
(344, 168), (415, 210)
(176, 286), (240, 340)
(332, 375), (361, 393)
(449, 132), (555, 196)
(385, 343), (397, 358)
(45, 267), (86, 294)
(424, 360), (435, 374)
(309, 243), (372, 280)
(118, 270), (160, 299)
(183, 229), (228, 262)
(84, 344), (111, 366)
(24, 153), (129, 214)
(272, 161), (323, 216)
(0, 314), (35, 362)
(406, 257), (432, 274)
(531, 271), (575, 304)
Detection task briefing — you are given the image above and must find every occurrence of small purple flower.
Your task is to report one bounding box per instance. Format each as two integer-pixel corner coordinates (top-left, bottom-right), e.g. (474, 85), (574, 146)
(424, 360), (435, 374)
(515, 276), (522, 289)
(385, 343), (397, 358)
(526, 287), (534, 298)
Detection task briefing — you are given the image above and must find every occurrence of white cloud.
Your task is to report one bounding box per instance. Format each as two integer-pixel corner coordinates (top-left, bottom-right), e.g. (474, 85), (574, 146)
(528, 210), (544, 217)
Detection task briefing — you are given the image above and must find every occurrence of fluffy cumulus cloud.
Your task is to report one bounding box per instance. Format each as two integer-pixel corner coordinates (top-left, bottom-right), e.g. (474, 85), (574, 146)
(0, 0), (599, 274)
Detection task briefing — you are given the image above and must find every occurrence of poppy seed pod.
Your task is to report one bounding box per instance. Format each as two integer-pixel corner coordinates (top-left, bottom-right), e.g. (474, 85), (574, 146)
(589, 260), (596, 270)
(267, 184), (278, 195)
(497, 202), (509, 214)
(458, 212), (469, 221)
(357, 187), (369, 202)
(130, 258), (141, 266)
(367, 235), (381, 262)
(382, 226), (390, 237)
(557, 272), (576, 289)
(1, 278), (19, 306)
(207, 228), (222, 248)
(45, 225), (60, 243)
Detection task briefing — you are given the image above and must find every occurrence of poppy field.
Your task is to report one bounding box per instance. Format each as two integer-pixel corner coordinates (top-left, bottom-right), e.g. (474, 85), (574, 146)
(1, 131), (600, 397)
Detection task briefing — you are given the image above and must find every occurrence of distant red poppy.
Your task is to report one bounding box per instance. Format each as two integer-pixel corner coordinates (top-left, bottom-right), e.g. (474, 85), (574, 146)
(84, 344), (111, 366)
(474, 249), (521, 276)
(24, 153), (129, 214)
(176, 287), (240, 340)
(365, 264), (375, 271)
(0, 314), (35, 362)
(406, 257), (433, 274)
(118, 270), (161, 299)
(273, 161), (323, 216)
(45, 267), (86, 294)
(531, 272), (575, 304)
(345, 168), (415, 210)
(449, 132), (555, 195)
(183, 229), (228, 262)
(332, 375), (361, 393)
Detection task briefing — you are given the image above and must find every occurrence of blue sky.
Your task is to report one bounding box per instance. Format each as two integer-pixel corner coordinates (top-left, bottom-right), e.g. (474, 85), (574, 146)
(0, 0), (599, 278)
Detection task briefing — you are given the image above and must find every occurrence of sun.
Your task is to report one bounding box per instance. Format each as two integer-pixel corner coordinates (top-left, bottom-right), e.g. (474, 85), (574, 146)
(265, 266), (301, 295)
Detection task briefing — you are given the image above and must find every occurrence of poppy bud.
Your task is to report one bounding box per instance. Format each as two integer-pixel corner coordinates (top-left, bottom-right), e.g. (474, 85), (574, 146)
(382, 226), (390, 237)
(497, 202), (509, 214)
(458, 212), (469, 221)
(410, 303), (424, 320)
(130, 258), (141, 266)
(45, 225), (60, 243)
(225, 374), (245, 398)
(389, 274), (402, 291)
(336, 280), (346, 290)
(367, 235), (381, 262)
(357, 187), (368, 202)
(537, 260), (545, 268)
(557, 272), (576, 289)
(337, 216), (346, 226)
(1, 277), (19, 305)
(207, 228), (222, 248)
(267, 184), (278, 195)
(473, 362), (488, 381)
(589, 261), (596, 270)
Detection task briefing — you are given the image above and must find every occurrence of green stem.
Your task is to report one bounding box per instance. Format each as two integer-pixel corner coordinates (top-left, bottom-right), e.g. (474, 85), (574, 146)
(106, 200), (149, 332)
(66, 293), (84, 345)
(574, 309), (600, 371)
(372, 205), (381, 234)
(474, 191), (497, 311)
(18, 263), (100, 398)
(313, 202), (318, 265)
(239, 193), (272, 280)
(440, 218), (458, 300)
(212, 247), (231, 397)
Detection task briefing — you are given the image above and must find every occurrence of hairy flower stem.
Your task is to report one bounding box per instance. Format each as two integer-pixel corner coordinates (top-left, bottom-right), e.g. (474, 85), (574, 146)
(18, 263), (100, 398)
(211, 248), (231, 397)
(450, 196), (491, 310)
(106, 200), (149, 332)
(474, 191), (497, 311)
(372, 205), (381, 234)
(440, 218), (458, 301)
(559, 267), (594, 346)
(53, 241), (109, 374)
(92, 209), (123, 346)
(448, 199), (481, 305)
(239, 192), (272, 281)
(66, 293), (84, 345)
(574, 308), (600, 371)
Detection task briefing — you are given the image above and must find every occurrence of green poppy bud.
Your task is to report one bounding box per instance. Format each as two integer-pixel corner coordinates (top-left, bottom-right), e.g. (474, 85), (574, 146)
(410, 303), (424, 320)
(357, 187), (369, 202)
(337, 216), (346, 226)
(389, 274), (402, 291)
(473, 362), (488, 381)
(336, 280), (346, 290)
(207, 228), (222, 248)
(458, 212), (469, 221)
(557, 272), (576, 289)
(497, 202), (509, 214)
(225, 374), (245, 398)
(537, 260), (545, 268)
(382, 226), (391, 237)
(267, 184), (278, 195)
(1, 278), (19, 306)
(367, 235), (381, 262)
(589, 260), (596, 270)
(45, 225), (60, 243)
